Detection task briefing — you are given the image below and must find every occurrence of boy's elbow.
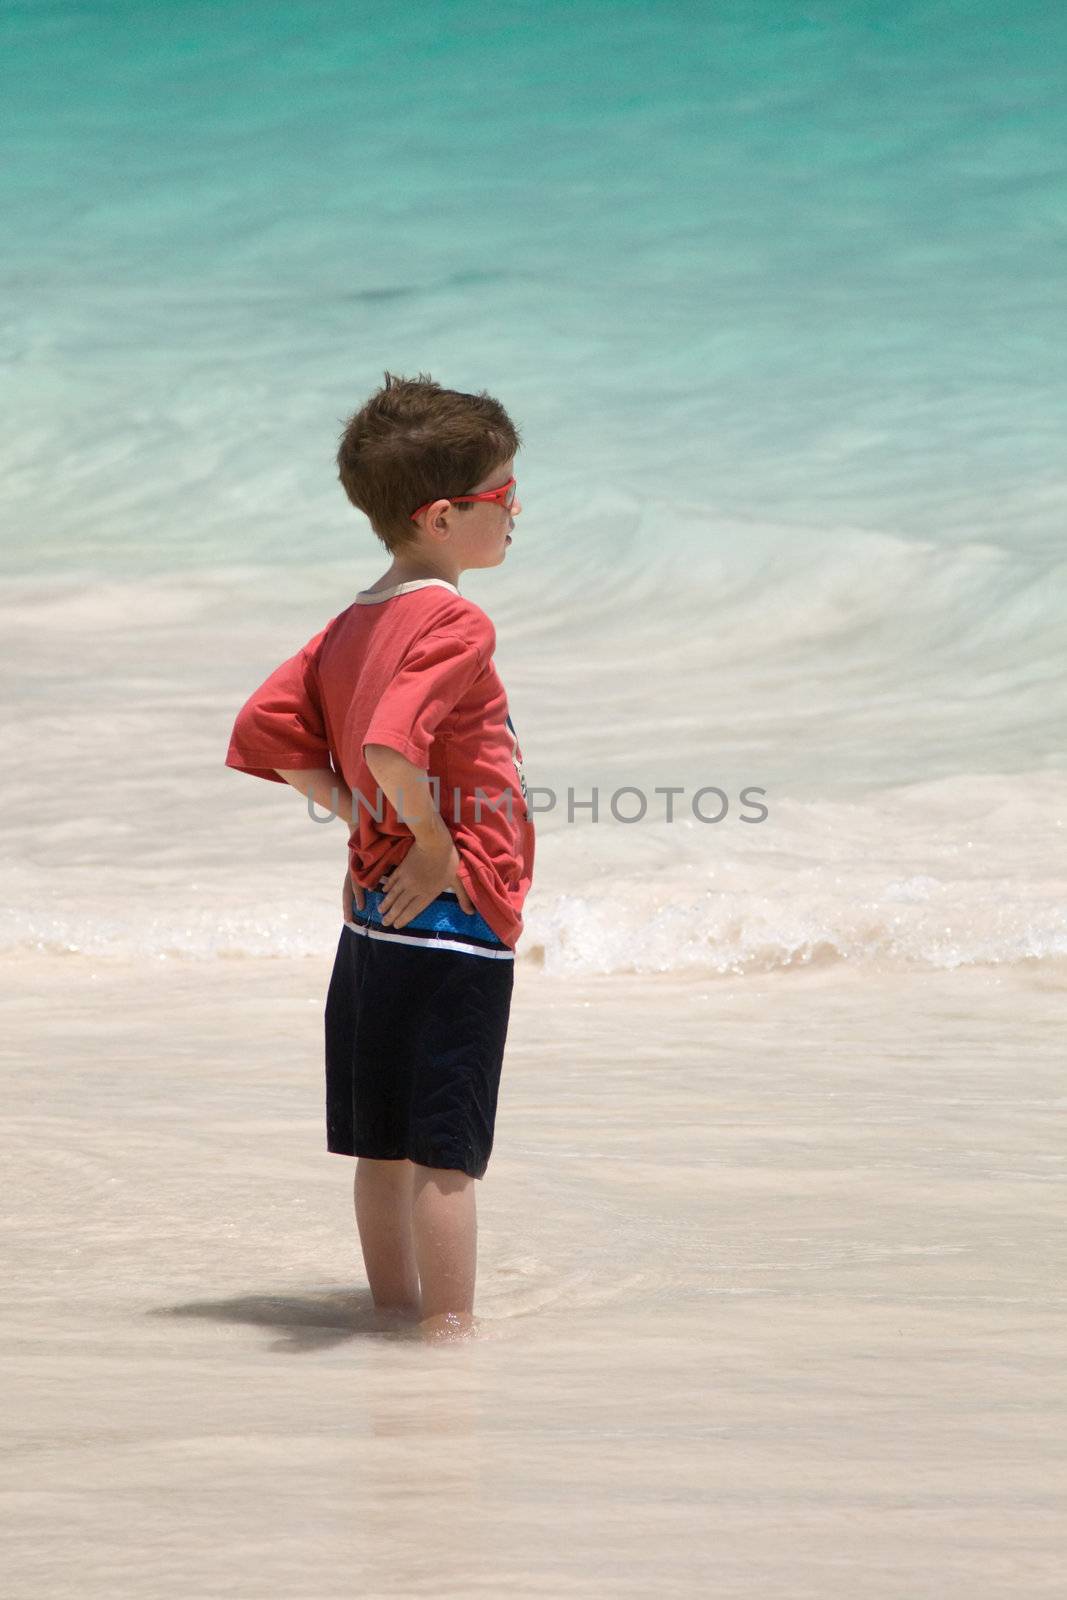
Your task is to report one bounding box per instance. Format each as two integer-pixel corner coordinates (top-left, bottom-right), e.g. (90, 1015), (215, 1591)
(363, 741), (402, 775)
(363, 741), (424, 780)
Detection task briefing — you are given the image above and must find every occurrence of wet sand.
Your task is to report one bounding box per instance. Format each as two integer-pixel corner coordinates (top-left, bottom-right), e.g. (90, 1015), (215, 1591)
(1, 953), (1064, 1596)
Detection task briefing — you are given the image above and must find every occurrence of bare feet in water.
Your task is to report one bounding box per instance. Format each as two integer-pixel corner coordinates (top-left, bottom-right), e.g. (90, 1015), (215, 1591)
(419, 1310), (479, 1342)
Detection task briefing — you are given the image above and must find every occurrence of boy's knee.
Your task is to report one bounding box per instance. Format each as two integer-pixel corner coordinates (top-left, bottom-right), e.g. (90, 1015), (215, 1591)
(412, 1161), (474, 1189)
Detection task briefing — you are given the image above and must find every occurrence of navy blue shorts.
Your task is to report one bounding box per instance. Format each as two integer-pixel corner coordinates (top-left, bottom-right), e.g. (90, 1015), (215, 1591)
(324, 879), (515, 1180)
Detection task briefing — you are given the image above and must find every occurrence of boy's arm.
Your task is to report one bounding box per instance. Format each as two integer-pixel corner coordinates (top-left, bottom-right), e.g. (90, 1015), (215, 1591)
(363, 744), (474, 925)
(270, 755), (472, 924)
(315, 612), (492, 926)
(274, 765), (353, 821)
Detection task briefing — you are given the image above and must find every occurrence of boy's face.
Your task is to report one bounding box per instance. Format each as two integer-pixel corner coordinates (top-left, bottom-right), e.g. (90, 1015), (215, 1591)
(415, 458), (522, 572)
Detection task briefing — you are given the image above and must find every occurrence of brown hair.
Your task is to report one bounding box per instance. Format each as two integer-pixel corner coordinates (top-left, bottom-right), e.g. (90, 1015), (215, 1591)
(336, 371), (522, 552)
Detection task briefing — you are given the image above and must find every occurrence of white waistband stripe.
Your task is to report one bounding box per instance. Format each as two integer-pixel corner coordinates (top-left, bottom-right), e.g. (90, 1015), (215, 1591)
(343, 919), (514, 960)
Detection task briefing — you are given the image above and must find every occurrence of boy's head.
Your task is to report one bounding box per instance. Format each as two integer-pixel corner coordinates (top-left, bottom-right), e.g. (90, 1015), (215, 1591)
(336, 372), (523, 561)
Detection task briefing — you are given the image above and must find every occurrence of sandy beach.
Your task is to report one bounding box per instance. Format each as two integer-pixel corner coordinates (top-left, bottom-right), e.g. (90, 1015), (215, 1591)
(3, 951), (1063, 1596)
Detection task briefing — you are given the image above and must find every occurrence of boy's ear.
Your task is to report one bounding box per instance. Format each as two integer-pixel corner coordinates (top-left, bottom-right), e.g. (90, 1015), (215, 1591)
(420, 508), (453, 542)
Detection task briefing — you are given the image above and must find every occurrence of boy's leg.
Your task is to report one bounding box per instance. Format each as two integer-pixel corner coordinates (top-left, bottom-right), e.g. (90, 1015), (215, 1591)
(411, 1164), (477, 1331)
(353, 1157), (420, 1315)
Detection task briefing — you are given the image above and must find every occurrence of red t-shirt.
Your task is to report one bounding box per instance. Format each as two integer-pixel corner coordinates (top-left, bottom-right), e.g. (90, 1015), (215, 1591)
(225, 577), (535, 950)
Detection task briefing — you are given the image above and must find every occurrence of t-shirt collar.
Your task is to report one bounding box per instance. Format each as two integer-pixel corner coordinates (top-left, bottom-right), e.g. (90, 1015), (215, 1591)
(355, 578), (460, 604)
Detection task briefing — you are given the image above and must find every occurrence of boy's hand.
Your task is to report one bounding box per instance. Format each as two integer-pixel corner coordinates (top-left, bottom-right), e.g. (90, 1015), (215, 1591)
(342, 870), (365, 920)
(378, 834), (475, 928)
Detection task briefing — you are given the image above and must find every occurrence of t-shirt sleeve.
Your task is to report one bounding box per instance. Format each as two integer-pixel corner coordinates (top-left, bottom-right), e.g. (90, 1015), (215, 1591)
(225, 625), (333, 784)
(360, 614), (494, 769)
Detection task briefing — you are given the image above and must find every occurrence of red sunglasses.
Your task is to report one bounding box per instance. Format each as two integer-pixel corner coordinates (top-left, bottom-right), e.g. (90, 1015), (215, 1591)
(410, 476), (517, 522)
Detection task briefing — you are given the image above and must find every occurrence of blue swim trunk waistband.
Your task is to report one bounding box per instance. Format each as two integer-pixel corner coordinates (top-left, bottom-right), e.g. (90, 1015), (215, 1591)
(348, 876), (511, 957)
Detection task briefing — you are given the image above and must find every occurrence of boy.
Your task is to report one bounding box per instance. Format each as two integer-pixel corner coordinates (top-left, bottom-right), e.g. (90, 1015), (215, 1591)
(224, 372), (534, 1341)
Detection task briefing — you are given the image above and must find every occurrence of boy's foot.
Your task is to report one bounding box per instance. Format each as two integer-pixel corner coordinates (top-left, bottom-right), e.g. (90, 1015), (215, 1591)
(418, 1310), (479, 1343)
(370, 1301), (421, 1334)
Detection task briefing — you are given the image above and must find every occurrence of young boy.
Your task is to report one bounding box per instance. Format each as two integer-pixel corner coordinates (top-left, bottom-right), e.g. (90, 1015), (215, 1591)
(224, 372), (534, 1340)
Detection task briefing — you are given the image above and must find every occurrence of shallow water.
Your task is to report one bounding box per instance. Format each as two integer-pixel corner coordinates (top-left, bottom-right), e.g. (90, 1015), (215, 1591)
(2, 955), (1064, 1595)
(3, 557), (1064, 977)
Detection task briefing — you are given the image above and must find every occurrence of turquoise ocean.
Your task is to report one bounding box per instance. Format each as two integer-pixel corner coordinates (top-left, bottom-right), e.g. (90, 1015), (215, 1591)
(3, 0), (1065, 975)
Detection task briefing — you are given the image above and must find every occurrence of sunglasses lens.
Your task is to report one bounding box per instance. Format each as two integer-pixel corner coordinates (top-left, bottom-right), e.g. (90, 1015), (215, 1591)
(505, 481), (516, 508)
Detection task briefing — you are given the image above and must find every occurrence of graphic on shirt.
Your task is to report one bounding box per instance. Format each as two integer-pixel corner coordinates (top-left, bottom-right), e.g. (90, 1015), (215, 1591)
(504, 711), (529, 818)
